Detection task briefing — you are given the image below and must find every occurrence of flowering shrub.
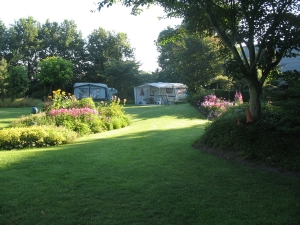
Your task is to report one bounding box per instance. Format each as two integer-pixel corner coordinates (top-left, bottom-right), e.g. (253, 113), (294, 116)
(7, 89), (131, 149)
(48, 107), (106, 136)
(44, 89), (78, 112)
(234, 91), (243, 105)
(198, 94), (233, 120)
(98, 98), (126, 118)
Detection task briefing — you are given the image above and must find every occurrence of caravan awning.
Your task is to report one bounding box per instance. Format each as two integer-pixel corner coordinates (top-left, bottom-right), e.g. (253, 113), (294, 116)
(136, 82), (187, 89)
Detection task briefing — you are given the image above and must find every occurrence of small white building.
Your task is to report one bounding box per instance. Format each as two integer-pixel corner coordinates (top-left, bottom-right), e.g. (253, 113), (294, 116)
(73, 83), (117, 100)
(134, 82), (187, 105)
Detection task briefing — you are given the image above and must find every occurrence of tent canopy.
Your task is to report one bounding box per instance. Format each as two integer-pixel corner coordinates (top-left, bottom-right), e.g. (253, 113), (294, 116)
(73, 82), (109, 100)
(134, 82), (187, 105)
(135, 82), (187, 89)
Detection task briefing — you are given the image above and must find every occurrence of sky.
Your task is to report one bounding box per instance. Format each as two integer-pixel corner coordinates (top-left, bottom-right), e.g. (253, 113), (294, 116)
(0, 0), (182, 72)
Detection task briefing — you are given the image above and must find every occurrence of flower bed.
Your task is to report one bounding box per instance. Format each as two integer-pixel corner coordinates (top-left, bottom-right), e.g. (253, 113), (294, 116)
(197, 94), (234, 120)
(1, 90), (131, 150)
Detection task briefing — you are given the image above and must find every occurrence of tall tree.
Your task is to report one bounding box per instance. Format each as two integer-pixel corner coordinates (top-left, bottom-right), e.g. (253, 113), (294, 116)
(156, 28), (183, 83)
(0, 57), (9, 100)
(0, 21), (8, 60)
(96, 0), (300, 117)
(6, 66), (30, 99)
(105, 60), (141, 98)
(38, 20), (61, 59)
(37, 56), (73, 94)
(39, 19), (86, 86)
(7, 17), (41, 80)
(85, 28), (135, 82)
(157, 27), (223, 94)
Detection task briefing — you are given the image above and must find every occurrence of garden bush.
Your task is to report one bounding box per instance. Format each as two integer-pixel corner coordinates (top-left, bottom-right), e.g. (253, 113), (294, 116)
(10, 90), (130, 136)
(196, 94), (234, 120)
(0, 126), (78, 150)
(194, 103), (300, 172)
(78, 97), (96, 109)
(1, 89), (131, 150)
(43, 89), (78, 112)
(11, 112), (55, 127)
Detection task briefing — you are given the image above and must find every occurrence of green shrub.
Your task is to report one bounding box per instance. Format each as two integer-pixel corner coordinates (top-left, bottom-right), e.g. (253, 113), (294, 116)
(111, 117), (122, 129)
(44, 89), (78, 112)
(187, 89), (213, 107)
(74, 122), (91, 136)
(103, 118), (114, 131)
(79, 97), (96, 109)
(195, 103), (300, 171)
(97, 99), (125, 117)
(0, 126), (78, 150)
(11, 113), (55, 127)
(88, 115), (107, 133)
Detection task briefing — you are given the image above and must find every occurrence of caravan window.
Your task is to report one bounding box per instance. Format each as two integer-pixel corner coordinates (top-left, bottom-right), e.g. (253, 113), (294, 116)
(177, 88), (186, 94)
(79, 88), (89, 98)
(91, 88), (106, 99)
(166, 88), (173, 94)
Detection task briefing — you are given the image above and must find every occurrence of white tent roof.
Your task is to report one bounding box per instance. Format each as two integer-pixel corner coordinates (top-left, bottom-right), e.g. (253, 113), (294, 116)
(136, 82), (187, 89)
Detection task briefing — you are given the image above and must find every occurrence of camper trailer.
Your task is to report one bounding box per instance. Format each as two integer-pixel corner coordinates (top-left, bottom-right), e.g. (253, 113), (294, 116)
(134, 82), (187, 105)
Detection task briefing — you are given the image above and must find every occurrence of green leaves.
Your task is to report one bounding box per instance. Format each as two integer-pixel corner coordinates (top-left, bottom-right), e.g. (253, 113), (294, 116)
(37, 56), (73, 91)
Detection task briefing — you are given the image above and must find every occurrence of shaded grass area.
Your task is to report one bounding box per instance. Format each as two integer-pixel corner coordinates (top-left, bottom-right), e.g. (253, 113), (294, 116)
(0, 107), (34, 128)
(0, 104), (300, 224)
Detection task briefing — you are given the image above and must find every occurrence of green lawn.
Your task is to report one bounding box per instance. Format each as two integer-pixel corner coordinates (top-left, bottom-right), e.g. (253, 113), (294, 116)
(0, 104), (299, 225)
(0, 107), (34, 128)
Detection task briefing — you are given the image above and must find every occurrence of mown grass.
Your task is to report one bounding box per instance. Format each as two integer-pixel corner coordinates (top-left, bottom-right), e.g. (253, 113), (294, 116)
(0, 107), (36, 128)
(0, 104), (300, 225)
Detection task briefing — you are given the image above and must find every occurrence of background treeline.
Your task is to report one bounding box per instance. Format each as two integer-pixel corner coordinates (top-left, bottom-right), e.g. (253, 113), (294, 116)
(0, 17), (154, 100)
(0, 17), (285, 103)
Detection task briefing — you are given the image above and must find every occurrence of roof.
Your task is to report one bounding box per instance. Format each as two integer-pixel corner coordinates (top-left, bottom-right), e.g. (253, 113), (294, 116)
(242, 47), (300, 72)
(136, 82), (187, 89)
(279, 53), (300, 72)
(73, 83), (108, 88)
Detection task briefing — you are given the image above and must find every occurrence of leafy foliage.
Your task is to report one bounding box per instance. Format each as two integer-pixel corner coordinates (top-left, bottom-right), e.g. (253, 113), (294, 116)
(195, 103), (300, 171)
(37, 56), (73, 93)
(0, 126), (78, 150)
(157, 27), (223, 94)
(0, 57), (8, 100)
(0, 17), (142, 100)
(10, 89), (131, 142)
(96, 0), (300, 117)
(6, 66), (30, 99)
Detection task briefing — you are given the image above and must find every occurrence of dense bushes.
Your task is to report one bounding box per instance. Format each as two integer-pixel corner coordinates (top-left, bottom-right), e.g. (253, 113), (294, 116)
(0, 89), (131, 150)
(194, 101), (300, 172)
(0, 126), (78, 150)
(189, 84), (300, 172)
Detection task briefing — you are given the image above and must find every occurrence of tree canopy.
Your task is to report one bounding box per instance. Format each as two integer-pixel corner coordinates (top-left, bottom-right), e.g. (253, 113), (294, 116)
(156, 27), (223, 94)
(37, 56), (73, 94)
(0, 17), (143, 99)
(96, 0), (300, 117)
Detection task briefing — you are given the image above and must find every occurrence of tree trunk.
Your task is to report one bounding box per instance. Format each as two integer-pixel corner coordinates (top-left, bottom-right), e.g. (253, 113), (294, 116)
(248, 84), (261, 118)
